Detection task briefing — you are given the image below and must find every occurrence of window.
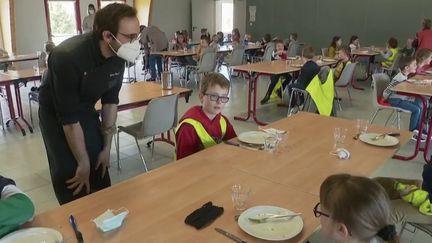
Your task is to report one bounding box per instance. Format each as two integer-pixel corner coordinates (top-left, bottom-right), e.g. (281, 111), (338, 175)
(97, 0), (126, 9)
(220, 0), (233, 33)
(44, 0), (81, 45)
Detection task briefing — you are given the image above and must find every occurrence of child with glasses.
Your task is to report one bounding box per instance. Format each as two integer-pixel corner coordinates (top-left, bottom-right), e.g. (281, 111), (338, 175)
(316, 174), (399, 243)
(175, 73), (237, 159)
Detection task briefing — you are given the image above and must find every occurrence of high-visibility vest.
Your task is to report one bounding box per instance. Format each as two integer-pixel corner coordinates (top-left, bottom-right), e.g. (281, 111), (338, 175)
(382, 48), (399, 67)
(395, 181), (432, 216)
(176, 116), (227, 149)
(306, 69), (334, 116)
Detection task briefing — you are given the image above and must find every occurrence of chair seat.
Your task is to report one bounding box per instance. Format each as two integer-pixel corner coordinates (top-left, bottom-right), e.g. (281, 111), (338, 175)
(378, 97), (391, 106)
(407, 222), (432, 236)
(118, 122), (145, 139)
(377, 97), (411, 113)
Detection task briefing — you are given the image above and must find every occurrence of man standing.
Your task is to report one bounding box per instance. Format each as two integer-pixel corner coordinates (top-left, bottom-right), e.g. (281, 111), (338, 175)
(38, 3), (141, 204)
(140, 25), (168, 81)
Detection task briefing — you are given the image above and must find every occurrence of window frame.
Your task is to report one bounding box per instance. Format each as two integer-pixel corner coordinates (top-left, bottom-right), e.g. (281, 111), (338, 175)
(44, 0), (82, 41)
(96, 0), (127, 9)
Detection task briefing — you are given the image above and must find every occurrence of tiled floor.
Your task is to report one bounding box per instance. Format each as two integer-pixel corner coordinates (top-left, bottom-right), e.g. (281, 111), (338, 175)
(0, 62), (430, 242)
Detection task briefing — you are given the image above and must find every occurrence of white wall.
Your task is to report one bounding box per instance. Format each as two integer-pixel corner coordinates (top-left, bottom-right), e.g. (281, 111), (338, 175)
(233, 0), (246, 37)
(149, 0), (191, 40)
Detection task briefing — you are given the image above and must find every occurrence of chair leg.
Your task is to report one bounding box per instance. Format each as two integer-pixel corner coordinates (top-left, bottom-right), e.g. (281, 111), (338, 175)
(151, 135), (155, 161)
(334, 88), (342, 111)
(369, 109), (380, 124)
(396, 111), (401, 129)
(347, 87), (352, 106)
(0, 97), (3, 130)
(135, 137), (149, 172)
(384, 110), (395, 127)
(116, 130), (121, 170)
(29, 98), (33, 126)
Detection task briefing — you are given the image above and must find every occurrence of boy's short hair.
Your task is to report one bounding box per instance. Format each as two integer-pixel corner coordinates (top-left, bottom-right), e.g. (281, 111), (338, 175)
(416, 48), (432, 63)
(302, 46), (315, 59)
(290, 33), (298, 40)
(200, 35), (210, 43)
(273, 39), (284, 45)
(263, 33), (272, 42)
(339, 45), (351, 57)
(423, 19), (432, 30)
(388, 37), (398, 49)
(398, 56), (416, 70)
(200, 73), (230, 94)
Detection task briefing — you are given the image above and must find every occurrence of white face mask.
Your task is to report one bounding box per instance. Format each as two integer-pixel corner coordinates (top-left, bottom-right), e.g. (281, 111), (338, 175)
(109, 34), (141, 63)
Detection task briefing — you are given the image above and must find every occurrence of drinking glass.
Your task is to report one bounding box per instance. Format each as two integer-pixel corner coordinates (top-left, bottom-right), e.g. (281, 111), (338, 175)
(276, 132), (289, 152)
(332, 128), (347, 152)
(231, 184), (251, 211)
(356, 119), (369, 135)
(264, 135), (278, 153)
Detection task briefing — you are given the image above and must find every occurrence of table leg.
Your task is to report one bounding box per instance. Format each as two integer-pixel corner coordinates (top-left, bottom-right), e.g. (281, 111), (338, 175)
(234, 71), (252, 122)
(4, 84), (26, 136)
(392, 93), (426, 161)
(13, 82), (33, 133)
(351, 55), (371, 90)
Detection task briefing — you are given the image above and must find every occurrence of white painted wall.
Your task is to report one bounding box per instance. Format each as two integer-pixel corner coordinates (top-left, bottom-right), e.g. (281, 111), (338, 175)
(233, 0), (246, 37)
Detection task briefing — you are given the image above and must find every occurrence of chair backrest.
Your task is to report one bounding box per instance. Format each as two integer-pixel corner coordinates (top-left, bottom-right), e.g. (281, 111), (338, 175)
(321, 48), (329, 57)
(198, 49), (217, 73)
(263, 42), (275, 61)
(388, 53), (402, 71)
(229, 47), (245, 66)
(287, 43), (299, 57)
(336, 62), (357, 86)
(371, 73), (390, 106)
(141, 94), (179, 137)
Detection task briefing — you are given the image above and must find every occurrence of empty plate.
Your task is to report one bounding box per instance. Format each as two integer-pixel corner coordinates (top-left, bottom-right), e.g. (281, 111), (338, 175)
(0, 227), (63, 243)
(238, 205), (303, 241)
(238, 131), (271, 145)
(359, 133), (399, 147)
(322, 58), (336, 62)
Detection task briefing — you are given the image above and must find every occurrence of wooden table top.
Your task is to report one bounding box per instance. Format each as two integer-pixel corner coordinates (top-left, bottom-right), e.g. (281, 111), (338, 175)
(95, 82), (192, 111)
(0, 53), (39, 64)
(153, 44), (262, 57)
(352, 47), (385, 56)
(27, 112), (410, 242)
(391, 74), (432, 97)
(233, 58), (337, 75)
(0, 68), (43, 84)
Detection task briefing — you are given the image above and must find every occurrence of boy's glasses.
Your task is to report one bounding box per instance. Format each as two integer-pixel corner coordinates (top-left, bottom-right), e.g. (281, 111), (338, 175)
(313, 202), (330, 218)
(204, 93), (229, 103)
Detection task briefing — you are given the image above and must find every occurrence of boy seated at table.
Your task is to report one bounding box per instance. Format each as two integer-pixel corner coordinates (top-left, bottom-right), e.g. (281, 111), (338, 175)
(379, 37), (399, 68)
(175, 73), (237, 160)
(334, 45), (351, 82)
(260, 39), (292, 104)
(415, 48), (432, 75)
(383, 56), (423, 137)
(0, 175), (35, 237)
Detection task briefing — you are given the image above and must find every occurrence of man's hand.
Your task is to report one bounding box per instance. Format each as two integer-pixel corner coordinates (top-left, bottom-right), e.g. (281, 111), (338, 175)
(95, 148), (111, 178)
(66, 163), (90, 196)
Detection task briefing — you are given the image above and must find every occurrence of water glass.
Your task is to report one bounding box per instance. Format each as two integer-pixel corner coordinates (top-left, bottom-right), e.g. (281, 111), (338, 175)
(333, 128), (347, 152)
(276, 132), (289, 152)
(264, 135), (278, 153)
(356, 119), (369, 135)
(231, 184), (251, 211)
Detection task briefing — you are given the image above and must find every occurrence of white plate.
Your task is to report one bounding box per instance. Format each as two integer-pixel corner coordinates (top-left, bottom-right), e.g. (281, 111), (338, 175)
(238, 131), (271, 145)
(359, 133), (399, 147)
(0, 227), (63, 243)
(322, 58), (336, 62)
(238, 205), (303, 241)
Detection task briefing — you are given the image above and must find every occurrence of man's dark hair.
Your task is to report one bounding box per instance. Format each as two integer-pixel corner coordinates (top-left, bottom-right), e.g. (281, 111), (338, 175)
(93, 3), (137, 40)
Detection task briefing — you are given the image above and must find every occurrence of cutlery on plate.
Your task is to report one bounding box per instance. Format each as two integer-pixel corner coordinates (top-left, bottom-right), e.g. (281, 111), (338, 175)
(371, 132), (400, 141)
(248, 213), (302, 223)
(69, 215), (84, 243)
(223, 140), (263, 151)
(215, 228), (247, 243)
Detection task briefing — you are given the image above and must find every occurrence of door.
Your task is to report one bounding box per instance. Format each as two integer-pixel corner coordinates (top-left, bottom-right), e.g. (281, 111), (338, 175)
(191, 0), (215, 41)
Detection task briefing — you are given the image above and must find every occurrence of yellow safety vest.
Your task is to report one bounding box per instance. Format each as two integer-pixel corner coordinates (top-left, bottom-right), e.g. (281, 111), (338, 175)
(176, 116), (227, 149)
(382, 48), (399, 67)
(395, 181), (432, 216)
(306, 69), (334, 116)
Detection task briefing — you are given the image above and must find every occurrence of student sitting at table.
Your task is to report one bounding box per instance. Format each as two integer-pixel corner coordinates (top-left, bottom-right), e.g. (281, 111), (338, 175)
(172, 33), (196, 68)
(349, 35), (360, 52)
(380, 37), (399, 68)
(328, 36), (342, 58)
(317, 174), (400, 243)
(383, 56), (423, 135)
(0, 175), (35, 238)
(216, 32), (225, 46)
(334, 45), (351, 82)
(400, 38), (415, 57)
(231, 28), (241, 48)
(415, 48), (432, 75)
(195, 35), (211, 62)
(175, 73), (237, 160)
(260, 39), (292, 104)
(210, 34), (220, 49)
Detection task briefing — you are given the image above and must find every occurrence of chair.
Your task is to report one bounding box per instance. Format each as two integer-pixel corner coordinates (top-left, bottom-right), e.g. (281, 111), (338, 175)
(184, 48), (217, 87)
(382, 53), (401, 77)
(334, 62), (357, 110)
(123, 60), (137, 83)
(252, 42), (274, 63)
(400, 222), (432, 239)
(321, 48), (329, 57)
(116, 94), (179, 171)
(369, 73), (410, 129)
(226, 47), (245, 77)
(28, 88), (39, 126)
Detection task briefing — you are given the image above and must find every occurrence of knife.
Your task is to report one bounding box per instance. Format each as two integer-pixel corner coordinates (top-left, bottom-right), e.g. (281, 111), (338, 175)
(69, 215), (84, 243)
(215, 228), (247, 243)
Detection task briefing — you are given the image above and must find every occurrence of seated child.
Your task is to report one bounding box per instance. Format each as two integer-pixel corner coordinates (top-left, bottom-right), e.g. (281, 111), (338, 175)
(415, 48), (432, 74)
(195, 35), (211, 62)
(175, 73), (236, 159)
(349, 35), (360, 51)
(400, 38), (415, 57)
(383, 56), (422, 133)
(260, 39), (292, 104)
(334, 45), (351, 82)
(318, 174), (399, 243)
(328, 36), (342, 58)
(380, 37), (399, 68)
(0, 175), (35, 237)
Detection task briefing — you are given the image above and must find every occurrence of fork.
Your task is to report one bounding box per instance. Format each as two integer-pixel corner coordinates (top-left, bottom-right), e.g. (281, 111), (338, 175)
(371, 132), (400, 141)
(248, 213), (301, 223)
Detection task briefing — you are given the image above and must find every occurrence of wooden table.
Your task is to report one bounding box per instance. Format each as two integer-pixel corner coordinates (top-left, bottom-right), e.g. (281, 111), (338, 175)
(232, 59), (337, 125)
(0, 54), (39, 71)
(351, 47), (384, 88)
(391, 73), (432, 163)
(27, 112), (410, 242)
(0, 68), (42, 135)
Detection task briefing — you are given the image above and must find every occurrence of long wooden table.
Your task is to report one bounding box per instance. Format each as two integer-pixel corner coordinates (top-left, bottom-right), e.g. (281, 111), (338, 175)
(351, 47), (385, 88)
(27, 112), (410, 242)
(0, 54), (39, 72)
(232, 59), (337, 125)
(391, 73), (432, 163)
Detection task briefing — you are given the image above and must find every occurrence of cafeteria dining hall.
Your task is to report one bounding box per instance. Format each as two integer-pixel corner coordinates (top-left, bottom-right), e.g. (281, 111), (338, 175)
(1, 0), (432, 242)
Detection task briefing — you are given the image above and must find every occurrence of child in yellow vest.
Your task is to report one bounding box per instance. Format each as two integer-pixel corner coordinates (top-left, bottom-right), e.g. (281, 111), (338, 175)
(380, 37), (399, 68)
(175, 73), (237, 159)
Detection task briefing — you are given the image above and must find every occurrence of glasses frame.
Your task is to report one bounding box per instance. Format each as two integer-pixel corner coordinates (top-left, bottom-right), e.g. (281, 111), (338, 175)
(117, 32), (141, 43)
(204, 93), (230, 103)
(313, 202), (331, 218)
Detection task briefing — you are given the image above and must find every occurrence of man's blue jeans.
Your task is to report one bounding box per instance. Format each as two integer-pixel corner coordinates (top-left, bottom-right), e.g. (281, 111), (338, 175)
(149, 54), (163, 80)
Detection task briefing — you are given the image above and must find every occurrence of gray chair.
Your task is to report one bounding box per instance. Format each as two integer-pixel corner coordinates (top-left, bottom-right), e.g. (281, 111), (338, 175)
(252, 42), (274, 62)
(382, 53), (401, 77)
(184, 48), (217, 87)
(369, 73), (410, 129)
(321, 48), (329, 57)
(287, 42), (300, 57)
(334, 62), (357, 110)
(226, 47), (245, 77)
(400, 222), (432, 239)
(116, 94), (179, 171)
